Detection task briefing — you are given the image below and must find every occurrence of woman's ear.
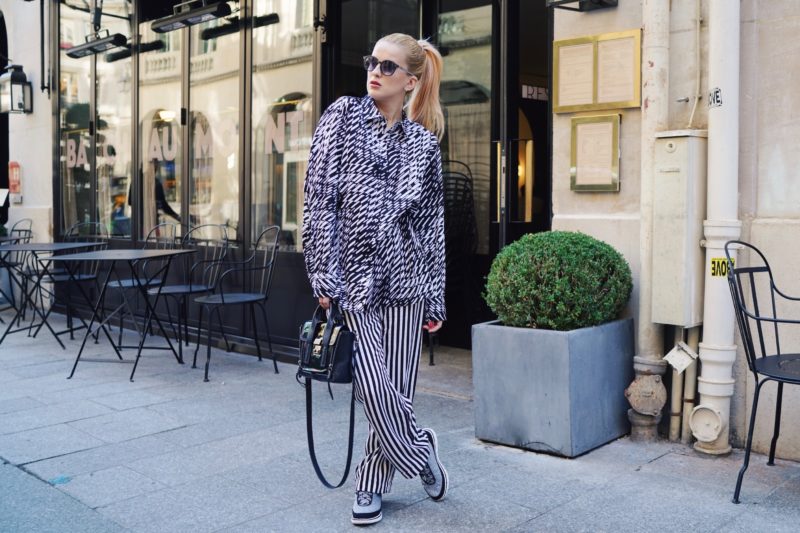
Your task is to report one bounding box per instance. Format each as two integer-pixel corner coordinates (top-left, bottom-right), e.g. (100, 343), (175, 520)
(405, 76), (418, 93)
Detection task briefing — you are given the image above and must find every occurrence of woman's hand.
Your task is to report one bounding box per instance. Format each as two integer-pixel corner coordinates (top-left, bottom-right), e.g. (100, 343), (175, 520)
(318, 296), (331, 310)
(423, 320), (443, 333)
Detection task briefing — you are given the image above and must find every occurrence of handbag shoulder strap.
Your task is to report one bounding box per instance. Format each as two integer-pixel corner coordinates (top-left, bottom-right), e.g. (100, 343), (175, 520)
(305, 376), (355, 489)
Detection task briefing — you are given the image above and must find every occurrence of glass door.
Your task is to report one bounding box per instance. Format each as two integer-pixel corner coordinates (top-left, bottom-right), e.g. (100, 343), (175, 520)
(251, 0), (315, 250)
(59, 0), (94, 231)
(437, 0), (494, 347)
(331, 0), (420, 100)
(503, 0), (551, 245)
(326, 0), (494, 347)
(188, 3), (241, 235)
(138, 20), (183, 235)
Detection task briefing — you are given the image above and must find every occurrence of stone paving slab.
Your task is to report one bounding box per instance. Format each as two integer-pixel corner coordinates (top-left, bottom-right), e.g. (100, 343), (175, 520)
(0, 462), (125, 533)
(0, 395), (45, 415)
(30, 377), (165, 405)
(0, 368), (20, 382)
(55, 465), (166, 509)
(2, 311), (800, 532)
(96, 475), (294, 533)
(714, 507), (800, 533)
(0, 398), (113, 435)
(67, 406), (187, 443)
(88, 388), (173, 411)
(512, 470), (737, 533)
(0, 423), (106, 465)
(23, 434), (181, 482)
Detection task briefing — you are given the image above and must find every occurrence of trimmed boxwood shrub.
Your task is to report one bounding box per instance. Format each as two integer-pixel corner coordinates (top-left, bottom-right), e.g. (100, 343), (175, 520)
(484, 231), (632, 331)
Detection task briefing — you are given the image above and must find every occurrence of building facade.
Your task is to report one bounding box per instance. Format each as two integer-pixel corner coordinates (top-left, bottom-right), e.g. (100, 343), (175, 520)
(1, 0), (799, 459)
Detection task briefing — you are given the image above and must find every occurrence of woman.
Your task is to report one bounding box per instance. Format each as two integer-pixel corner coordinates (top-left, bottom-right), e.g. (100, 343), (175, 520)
(302, 33), (448, 526)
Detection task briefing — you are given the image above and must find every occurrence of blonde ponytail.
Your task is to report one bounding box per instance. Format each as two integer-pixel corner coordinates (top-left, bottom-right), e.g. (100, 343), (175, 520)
(376, 34), (445, 140)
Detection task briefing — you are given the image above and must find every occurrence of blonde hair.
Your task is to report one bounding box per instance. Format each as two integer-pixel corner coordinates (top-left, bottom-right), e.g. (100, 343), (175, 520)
(377, 33), (445, 140)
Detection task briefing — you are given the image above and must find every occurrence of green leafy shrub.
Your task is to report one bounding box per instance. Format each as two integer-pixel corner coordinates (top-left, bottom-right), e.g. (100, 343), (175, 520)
(484, 231), (632, 331)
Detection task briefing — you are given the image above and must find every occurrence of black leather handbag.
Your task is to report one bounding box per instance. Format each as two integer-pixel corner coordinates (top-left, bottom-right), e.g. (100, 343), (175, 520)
(297, 302), (354, 385)
(297, 302), (356, 489)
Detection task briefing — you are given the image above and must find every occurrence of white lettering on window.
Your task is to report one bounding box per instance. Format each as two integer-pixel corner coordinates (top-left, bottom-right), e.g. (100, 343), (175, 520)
(67, 139), (77, 168)
(76, 139), (88, 167)
(194, 123), (213, 158)
(162, 127), (178, 161)
(286, 111), (304, 150)
(148, 128), (163, 161)
(266, 113), (286, 154)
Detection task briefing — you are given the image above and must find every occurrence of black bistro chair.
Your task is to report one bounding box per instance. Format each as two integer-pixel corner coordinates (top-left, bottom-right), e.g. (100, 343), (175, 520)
(423, 170), (479, 365)
(151, 223), (230, 363)
(194, 225), (280, 381)
(9, 218), (33, 242)
(0, 218), (33, 318)
(41, 222), (109, 340)
(726, 240), (800, 503)
(107, 222), (177, 348)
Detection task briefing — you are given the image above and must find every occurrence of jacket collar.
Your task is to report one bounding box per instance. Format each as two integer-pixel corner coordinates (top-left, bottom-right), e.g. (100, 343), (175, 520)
(361, 95), (409, 137)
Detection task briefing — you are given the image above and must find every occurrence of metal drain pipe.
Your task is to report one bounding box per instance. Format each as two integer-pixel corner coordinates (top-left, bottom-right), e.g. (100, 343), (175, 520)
(625, 0), (670, 440)
(669, 328), (686, 441)
(689, 0), (742, 454)
(681, 326), (700, 443)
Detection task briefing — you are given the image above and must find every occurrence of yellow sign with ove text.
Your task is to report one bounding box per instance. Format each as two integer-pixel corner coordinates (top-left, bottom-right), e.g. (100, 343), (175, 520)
(710, 257), (734, 277)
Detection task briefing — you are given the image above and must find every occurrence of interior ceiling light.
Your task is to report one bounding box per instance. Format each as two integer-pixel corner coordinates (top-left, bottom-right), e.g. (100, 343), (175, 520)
(200, 13), (279, 40)
(152, 1), (232, 33)
(66, 30), (127, 58)
(157, 109), (177, 122)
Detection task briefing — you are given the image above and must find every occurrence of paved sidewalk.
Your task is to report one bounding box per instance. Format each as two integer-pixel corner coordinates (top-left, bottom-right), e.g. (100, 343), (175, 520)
(1, 311), (799, 532)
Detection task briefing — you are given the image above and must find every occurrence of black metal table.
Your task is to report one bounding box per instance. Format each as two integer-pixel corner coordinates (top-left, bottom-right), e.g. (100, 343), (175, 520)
(49, 248), (195, 380)
(0, 242), (103, 348)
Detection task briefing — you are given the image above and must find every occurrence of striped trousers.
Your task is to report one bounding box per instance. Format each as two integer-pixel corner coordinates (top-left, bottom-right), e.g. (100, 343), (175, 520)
(344, 301), (430, 494)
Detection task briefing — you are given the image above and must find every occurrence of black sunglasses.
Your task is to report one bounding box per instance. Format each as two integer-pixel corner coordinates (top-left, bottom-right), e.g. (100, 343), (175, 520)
(363, 55), (415, 77)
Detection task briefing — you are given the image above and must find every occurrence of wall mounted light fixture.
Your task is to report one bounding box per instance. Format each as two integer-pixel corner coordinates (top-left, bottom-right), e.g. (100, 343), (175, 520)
(105, 40), (166, 63)
(66, 30), (127, 58)
(200, 13), (279, 41)
(152, 1), (232, 33)
(546, 0), (618, 11)
(0, 65), (33, 114)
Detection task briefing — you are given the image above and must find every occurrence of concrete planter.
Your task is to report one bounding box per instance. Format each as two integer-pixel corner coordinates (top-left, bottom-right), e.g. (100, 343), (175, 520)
(472, 318), (634, 457)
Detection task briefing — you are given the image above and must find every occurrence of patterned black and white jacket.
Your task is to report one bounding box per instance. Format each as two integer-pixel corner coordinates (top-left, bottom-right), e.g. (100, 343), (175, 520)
(302, 95), (446, 322)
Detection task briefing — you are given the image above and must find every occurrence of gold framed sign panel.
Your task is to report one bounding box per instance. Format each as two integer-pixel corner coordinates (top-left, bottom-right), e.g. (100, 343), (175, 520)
(570, 114), (620, 192)
(554, 37), (595, 110)
(553, 29), (641, 113)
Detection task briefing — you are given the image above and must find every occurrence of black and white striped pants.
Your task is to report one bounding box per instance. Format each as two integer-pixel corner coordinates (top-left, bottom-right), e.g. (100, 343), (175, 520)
(344, 301), (430, 494)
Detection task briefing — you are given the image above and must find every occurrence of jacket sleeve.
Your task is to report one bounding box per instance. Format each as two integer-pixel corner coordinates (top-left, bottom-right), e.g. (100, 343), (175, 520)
(302, 97), (349, 299)
(413, 136), (447, 322)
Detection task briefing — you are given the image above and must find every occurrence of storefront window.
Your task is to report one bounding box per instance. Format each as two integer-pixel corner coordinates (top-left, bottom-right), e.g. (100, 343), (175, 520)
(59, 1), (93, 230)
(439, 3), (492, 255)
(139, 22), (182, 235)
(337, 0), (418, 98)
(251, 0), (314, 250)
(97, 0), (133, 237)
(189, 2), (240, 236)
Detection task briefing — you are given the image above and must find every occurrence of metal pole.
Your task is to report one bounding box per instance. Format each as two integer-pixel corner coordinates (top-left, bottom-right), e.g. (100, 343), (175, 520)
(691, 0), (742, 455)
(625, 0), (669, 441)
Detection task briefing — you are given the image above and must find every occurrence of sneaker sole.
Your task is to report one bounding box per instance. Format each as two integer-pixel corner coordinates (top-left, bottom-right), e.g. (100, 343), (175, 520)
(425, 429), (448, 502)
(351, 512), (383, 526)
